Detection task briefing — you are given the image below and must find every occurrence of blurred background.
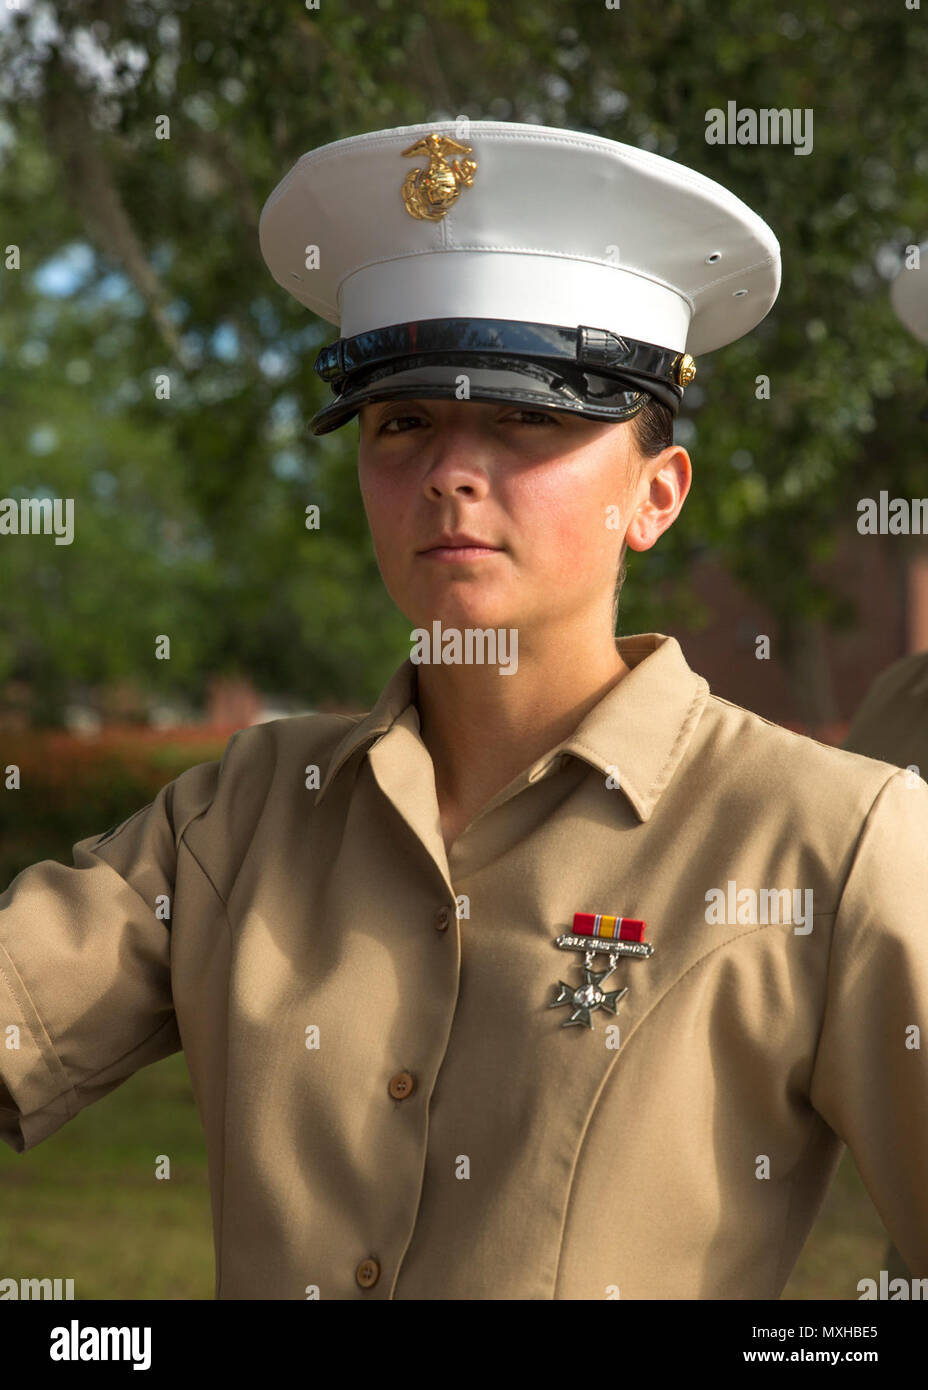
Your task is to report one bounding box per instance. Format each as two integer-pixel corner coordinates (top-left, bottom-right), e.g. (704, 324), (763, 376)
(1, 0), (926, 1298)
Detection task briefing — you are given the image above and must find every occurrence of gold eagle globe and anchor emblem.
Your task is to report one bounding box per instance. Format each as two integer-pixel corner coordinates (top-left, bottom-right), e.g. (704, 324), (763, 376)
(400, 132), (478, 221)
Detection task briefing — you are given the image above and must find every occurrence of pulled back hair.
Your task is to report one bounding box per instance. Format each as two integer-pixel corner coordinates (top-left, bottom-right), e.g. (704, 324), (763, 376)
(630, 394), (674, 458)
(612, 395), (674, 629)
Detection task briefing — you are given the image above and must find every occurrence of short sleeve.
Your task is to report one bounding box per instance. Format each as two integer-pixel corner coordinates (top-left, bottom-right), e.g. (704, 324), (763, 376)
(0, 757), (220, 1153)
(809, 768), (928, 1276)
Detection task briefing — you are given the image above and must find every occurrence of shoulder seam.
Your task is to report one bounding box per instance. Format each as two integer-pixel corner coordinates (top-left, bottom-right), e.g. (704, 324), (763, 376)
(706, 694), (902, 765)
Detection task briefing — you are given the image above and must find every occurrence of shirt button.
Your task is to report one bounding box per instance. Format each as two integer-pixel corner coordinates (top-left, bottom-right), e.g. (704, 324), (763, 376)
(388, 1070), (415, 1100)
(434, 906), (453, 931)
(356, 1257), (380, 1289)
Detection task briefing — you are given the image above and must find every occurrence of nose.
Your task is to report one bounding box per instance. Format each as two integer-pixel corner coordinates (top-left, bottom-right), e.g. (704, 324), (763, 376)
(421, 427), (494, 500)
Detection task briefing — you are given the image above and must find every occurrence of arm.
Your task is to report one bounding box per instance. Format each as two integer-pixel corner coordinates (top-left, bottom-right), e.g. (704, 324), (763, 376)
(0, 757), (220, 1153)
(809, 767), (928, 1278)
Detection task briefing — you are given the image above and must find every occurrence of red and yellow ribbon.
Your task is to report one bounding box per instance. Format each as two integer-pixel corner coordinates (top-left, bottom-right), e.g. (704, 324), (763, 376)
(571, 912), (646, 943)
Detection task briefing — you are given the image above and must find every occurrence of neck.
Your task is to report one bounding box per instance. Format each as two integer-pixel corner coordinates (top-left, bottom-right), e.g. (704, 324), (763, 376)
(414, 615), (630, 827)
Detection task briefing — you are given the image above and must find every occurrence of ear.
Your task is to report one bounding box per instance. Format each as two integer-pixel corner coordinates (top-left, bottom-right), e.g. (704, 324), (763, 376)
(624, 446), (692, 553)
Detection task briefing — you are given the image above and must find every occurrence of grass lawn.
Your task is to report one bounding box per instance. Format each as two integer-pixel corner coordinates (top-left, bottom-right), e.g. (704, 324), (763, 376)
(0, 1053), (214, 1299)
(0, 1052), (896, 1300)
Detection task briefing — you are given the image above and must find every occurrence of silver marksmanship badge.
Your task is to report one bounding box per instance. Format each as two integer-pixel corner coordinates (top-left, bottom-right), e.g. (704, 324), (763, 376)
(549, 912), (654, 1030)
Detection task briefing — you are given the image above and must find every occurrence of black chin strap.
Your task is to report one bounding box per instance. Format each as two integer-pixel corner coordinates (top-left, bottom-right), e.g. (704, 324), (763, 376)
(313, 318), (690, 416)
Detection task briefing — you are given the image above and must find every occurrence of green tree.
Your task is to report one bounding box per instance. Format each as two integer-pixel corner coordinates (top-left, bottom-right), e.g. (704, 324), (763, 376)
(1, 0), (926, 722)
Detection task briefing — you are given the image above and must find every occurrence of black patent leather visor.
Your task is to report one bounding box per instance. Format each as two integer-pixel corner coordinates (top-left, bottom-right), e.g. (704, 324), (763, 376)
(309, 318), (687, 436)
(311, 356), (654, 436)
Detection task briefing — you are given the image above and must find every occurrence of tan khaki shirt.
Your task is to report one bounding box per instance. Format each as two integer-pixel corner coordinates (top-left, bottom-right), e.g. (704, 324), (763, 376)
(842, 648), (928, 1283)
(2, 633), (927, 1299)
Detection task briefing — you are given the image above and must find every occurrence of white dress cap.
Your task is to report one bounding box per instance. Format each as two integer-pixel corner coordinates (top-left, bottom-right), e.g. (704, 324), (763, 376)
(258, 120), (781, 434)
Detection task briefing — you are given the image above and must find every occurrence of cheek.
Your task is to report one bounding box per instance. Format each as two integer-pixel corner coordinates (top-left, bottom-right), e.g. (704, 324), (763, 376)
(511, 459), (620, 582)
(358, 462), (411, 558)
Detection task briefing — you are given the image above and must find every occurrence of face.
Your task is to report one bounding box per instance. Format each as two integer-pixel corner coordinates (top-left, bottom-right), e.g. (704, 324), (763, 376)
(356, 396), (689, 635)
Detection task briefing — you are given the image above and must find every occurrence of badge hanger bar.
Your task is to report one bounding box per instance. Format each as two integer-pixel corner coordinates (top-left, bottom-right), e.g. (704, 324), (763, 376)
(556, 933), (653, 960)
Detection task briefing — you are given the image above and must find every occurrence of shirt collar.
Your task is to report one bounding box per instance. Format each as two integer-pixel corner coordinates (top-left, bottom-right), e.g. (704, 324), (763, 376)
(315, 633), (710, 822)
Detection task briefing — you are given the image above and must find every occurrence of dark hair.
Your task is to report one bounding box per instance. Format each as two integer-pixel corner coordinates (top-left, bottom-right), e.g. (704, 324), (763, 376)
(612, 396), (674, 628)
(630, 395), (674, 457)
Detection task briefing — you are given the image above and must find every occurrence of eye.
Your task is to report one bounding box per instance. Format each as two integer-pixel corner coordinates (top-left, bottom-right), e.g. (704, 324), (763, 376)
(375, 406), (560, 435)
(377, 413), (424, 435)
(508, 409), (559, 425)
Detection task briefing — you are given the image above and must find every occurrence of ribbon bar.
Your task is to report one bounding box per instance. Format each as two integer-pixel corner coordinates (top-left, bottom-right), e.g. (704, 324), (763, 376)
(572, 912), (646, 942)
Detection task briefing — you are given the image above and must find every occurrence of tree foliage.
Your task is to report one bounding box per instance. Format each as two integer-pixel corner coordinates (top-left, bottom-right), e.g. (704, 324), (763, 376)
(1, 0), (926, 720)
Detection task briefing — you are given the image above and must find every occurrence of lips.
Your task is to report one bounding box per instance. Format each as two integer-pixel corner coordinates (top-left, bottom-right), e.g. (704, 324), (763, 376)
(419, 533), (500, 553)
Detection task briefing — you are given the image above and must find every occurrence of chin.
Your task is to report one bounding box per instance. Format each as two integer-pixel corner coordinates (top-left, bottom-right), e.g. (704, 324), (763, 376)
(411, 599), (518, 632)
(405, 583), (502, 623)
